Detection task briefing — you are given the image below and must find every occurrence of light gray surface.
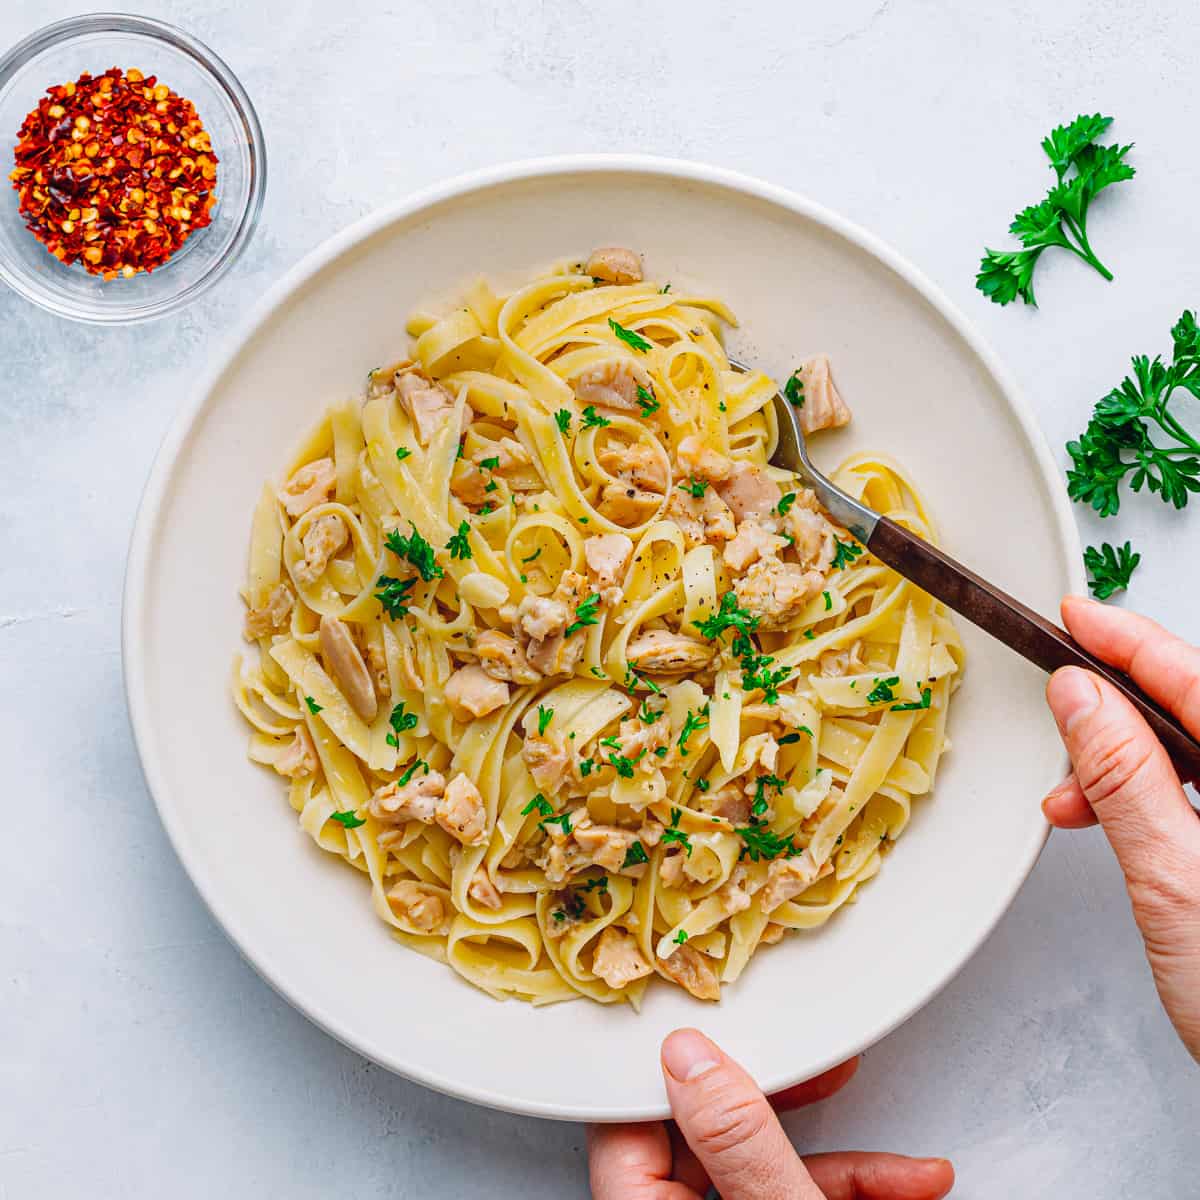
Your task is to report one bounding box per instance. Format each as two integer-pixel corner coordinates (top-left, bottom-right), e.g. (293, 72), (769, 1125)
(1, 1), (1197, 1196)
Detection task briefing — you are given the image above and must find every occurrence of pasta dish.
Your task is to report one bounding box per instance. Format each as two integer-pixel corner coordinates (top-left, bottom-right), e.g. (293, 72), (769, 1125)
(233, 248), (963, 1006)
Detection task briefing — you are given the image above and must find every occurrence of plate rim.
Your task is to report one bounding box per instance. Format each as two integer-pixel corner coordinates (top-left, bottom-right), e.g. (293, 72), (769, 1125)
(122, 153), (1076, 1121)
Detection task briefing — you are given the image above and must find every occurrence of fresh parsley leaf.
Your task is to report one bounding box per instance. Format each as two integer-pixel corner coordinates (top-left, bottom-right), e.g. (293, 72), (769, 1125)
(397, 758), (429, 786)
(395, 446), (412, 461)
(330, 811), (365, 828)
(385, 523), (444, 581)
(622, 840), (649, 868)
(555, 409), (572, 435)
(375, 574), (417, 617)
(638, 702), (661, 724)
(672, 929), (688, 945)
(777, 492), (797, 516)
(678, 476), (709, 498)
(304, 696), (323, 715)
(479, 455), (500, 471)
(1084, 540), (1141, 599)
(751, 773), (786, 819)
(581, 405), (611, 430)
(637, 384), (659, 417)
(865, 675), (901, 705)
(695, 778), (710, 793)
(446, 520), (472, 560)
(777, 732), (801, 745)
(784, 372), (805, 408)
(741, 654), (792, 705)
(736, 825), (798, 862)
(677, 708), (710, 756)
(608, 317), (652, 353)
(695, 590), (759, 641)
(522, 793), (554, 817)
(662, 808), (692, 856)
(579, 757), (595, 777)
(1067, 312), (1200, 517)
(830, 538), (864, 570)
(891, 687), (933, 712)
(606, 748), (646, 779)
(577, 874), (609, 893)
(537, 704), (554, 736)
(823, 590), (832, 611)
(389, 702), (418, 734)
(660, 283), (671, 294)
(564, 592), (602, 637)
(977, 114), (1134, 307)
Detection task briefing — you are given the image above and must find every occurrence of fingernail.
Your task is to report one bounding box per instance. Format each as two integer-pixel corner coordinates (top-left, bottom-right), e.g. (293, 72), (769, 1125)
(662, 1029), (721, 1082)
(1046, 667), (1101, 734)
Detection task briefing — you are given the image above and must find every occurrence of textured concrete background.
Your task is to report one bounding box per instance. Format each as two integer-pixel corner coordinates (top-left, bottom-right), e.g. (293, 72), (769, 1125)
(2, 1), (1198, 1196)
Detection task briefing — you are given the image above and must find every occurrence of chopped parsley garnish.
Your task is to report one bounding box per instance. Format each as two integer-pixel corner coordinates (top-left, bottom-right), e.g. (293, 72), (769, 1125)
(751, 773), (786, 820)
(385, 523), (444, 581)
(375, 574), (417, 618)
(479, 455), (500, 471)
(398, 757), (429, 786)
(637, 384), (659, 417)
(695, 778), (710, 793)
(1084, 541), (1142, 599)
(385, 702), (419, 747)
(579, 758), (596, 777)
(395, 446), (412, 461)
(654, 745), (668, 758)
(540, 811), (574, 835)
(891, 687), (933, 712)
(537, 704), (554, 736)
(638, 702), (661, 725)
(622, 840), (649, 868)
(662, 807), (693, 856)
(677, 707), (710, 756)
(304, 696), (323, 715)
(608, 317), (652, 353)
(741, 653), (791, 706)
(564, 592), (602, 637)
(830, 538), (864, 570)
(607, 747), (646, 779)
(555, 409), (572, 435)
(484, 480), (498, 493)
(672, 929), (689, 945)
(577, 874), (609, 893)
(521, 793), (554, 818)
(330, 811), (365, 828)
(626, 668), (664, 695)
(695, 590), (759, 641)
(521, 547), (542, 564)
(677, 476), (709, 498)
(823, 590), (832, 611)
(736, 825), (798, 861)
(660, 283), (671, 294)
(784, 371), (805, 408)
(581, 405), (611, 430)
(865, 676), (901, 705)
(446, 520), (472, 560)
(803, 629), (815, 640)
(777, 492), (797, 516)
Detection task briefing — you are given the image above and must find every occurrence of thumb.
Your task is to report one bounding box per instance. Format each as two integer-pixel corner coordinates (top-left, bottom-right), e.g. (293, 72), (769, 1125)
(661, 1029), (822, 1199)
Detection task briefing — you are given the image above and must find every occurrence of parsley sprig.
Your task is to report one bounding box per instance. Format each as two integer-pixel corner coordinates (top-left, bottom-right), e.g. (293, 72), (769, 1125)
(446, 520), (472, 560)
(608, 317), (652, 353)
(385, 523), (444, 581)
(736, 825), (798, 862)
(1067, 311), (1200, 517)
(977, 114), (1135, 307)
(637, 384), (659, 417)
(564, 592), (602, 637)
(1084, 541), (1141, 599)
(375, 574), (417, 618)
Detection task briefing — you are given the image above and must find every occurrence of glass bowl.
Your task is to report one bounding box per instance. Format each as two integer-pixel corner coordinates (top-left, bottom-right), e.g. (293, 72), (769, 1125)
(0, 13), (265, 324)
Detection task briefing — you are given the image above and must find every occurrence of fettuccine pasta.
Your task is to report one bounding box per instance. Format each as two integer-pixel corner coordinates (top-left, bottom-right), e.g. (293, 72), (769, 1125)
(233, 247), (963, 1007)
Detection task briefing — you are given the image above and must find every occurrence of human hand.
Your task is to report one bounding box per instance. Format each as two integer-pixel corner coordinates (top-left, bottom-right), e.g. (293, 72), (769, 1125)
(588, 1029), (954, 1198)
(1043, 596), (1200, 1062)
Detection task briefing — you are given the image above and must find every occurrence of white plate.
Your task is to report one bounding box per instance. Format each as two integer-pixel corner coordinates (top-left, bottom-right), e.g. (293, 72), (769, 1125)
(123, 156), (1079, 1121)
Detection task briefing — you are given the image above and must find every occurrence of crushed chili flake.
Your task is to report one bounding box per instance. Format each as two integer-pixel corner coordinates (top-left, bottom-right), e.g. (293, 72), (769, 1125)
(8, 67), (218, 279)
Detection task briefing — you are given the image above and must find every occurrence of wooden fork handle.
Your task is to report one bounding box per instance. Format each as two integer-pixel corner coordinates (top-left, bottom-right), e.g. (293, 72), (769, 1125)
(867, 516), (1200, 783)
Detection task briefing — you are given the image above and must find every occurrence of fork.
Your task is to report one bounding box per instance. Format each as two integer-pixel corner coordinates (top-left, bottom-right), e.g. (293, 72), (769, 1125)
(735, 358), (1200, 781)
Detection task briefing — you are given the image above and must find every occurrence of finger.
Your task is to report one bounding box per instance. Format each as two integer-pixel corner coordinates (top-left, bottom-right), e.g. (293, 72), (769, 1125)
(1045, 668), (1200, 872)
(587, 1123), (700, 1200)
(803, 1152), (955, 1200)
(1041, 773), (1099, 829)
(771, 1057), (860, 1112)
(667, 1122), (711, 1195)
(1062, 595), (1200, 744)
(662, 1028), (822, 1200)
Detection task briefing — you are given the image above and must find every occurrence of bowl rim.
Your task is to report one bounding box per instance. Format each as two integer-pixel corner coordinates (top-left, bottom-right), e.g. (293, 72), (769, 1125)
(122, 153), (1074, 1120)
(0, 11), (266, 324)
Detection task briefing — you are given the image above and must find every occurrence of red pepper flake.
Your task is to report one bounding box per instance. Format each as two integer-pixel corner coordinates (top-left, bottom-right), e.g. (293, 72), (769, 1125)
(8, 66), (218, 279)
